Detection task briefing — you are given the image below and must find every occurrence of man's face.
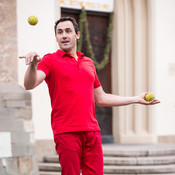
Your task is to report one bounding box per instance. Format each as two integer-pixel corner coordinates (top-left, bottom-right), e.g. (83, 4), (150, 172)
(55, 21), (80, 52)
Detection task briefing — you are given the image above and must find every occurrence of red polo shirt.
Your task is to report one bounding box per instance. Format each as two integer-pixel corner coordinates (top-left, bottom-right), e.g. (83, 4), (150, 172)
(37, 50), (101, 136)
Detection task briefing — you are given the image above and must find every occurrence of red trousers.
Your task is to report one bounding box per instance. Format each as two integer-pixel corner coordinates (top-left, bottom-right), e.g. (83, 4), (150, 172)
(54, 131), (103, 175)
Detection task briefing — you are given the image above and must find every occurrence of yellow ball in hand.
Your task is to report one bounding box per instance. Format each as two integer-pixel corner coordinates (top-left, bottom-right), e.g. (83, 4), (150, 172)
(28, 15), (38, 25)
(145, 92), (155, 101)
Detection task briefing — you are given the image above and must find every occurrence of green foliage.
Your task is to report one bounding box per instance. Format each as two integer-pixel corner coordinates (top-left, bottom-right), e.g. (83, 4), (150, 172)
(77, 7), (113, 71)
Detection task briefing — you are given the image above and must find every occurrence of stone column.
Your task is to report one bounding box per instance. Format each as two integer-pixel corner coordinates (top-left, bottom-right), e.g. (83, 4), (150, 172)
(112, 0), (157, 143)
(0, 84), (38, 175)
(0, 0), (17, 83)
(0, 0), (38, 174)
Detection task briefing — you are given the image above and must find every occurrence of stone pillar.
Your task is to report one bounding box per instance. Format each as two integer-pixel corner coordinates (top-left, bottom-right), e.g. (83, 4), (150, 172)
(0, 84), (38, 175)
(112, 0), (157, 143)
(0, 0), (17, 83)
(0, 0), (38, 174)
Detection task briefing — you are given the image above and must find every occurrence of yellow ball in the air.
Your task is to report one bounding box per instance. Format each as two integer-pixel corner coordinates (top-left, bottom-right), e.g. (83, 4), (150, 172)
(145, 92), (155, 101)
(28, 15), (38, 25)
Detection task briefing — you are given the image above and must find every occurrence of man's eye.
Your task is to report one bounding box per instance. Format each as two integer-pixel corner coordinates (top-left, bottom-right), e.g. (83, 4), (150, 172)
(58, 31), (62, 34)
(66, 29), (71, 33)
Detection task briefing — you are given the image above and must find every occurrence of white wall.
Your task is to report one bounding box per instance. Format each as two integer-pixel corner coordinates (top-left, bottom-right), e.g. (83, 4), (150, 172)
(155, 0), (175, 135)
(17, 0), (60, 139)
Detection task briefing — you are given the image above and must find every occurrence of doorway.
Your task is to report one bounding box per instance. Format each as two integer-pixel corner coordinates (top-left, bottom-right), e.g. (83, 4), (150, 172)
(61, 8), (113, 143)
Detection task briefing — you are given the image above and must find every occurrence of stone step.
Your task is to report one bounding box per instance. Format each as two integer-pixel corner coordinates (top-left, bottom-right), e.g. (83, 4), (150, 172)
(39, 144), (175, 174)
(104, 156), (175, 165)
(39, 162), (175, 174)
(39, 172), (175, 175)
(43, 155), (175, 165)
(40, 171), (82, 175)
(102, 144), (175, 157)
(40, 172), (61, 175)
(39, 163), (61, 172)
(103, 164), (175, 174)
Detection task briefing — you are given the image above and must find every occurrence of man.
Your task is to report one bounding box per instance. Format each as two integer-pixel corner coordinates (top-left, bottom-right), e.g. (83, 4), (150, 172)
(20, 17), (160, 175)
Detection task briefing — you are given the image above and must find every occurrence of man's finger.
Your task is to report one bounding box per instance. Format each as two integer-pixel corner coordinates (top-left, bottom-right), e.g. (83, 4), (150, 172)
(25, 57), (29, 65)
(36, 56), (41, 62)
(30, 55), (34, 62)
(149, 99), (160, 105)
(19, 56), (25, 59)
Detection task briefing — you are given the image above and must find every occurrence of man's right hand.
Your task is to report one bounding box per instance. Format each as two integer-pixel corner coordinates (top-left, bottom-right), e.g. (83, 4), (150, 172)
(19, 52), (45, 90)
(19, 52), (41, 65)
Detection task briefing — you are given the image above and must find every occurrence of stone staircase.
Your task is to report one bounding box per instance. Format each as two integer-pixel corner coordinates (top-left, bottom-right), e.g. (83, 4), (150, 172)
(38, 143), (175, 175)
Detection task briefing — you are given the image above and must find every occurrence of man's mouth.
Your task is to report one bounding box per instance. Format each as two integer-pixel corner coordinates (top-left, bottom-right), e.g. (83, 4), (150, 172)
(61, 40), (69, 44)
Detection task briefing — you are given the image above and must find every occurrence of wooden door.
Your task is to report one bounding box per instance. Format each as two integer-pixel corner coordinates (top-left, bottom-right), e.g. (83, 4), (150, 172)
(61, 8), (113, 143)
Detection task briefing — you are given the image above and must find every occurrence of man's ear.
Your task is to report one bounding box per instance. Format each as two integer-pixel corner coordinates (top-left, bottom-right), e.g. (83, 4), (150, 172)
(77, 31), (80, 39)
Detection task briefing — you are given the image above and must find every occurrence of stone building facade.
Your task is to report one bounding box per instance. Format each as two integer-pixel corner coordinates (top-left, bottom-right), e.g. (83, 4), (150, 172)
(0, 0), (38, 174)
(1, 0), (175, 173)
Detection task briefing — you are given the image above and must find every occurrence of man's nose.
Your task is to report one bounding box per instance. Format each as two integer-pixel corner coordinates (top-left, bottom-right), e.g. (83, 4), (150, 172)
(62, 32), (67, 38)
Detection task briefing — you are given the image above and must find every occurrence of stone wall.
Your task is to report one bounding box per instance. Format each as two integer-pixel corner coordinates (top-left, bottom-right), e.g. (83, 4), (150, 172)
(158, 135), (175, 144)
(35, 140), (56, 162)
(0, 0), (18, 83)
(0, 84), (38, 175)
(0, 0), (39, 174)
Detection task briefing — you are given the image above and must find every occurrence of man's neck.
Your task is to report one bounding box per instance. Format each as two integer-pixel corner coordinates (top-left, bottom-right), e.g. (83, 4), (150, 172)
(62, 49), (78, 61)
(68, 50), (78, 61)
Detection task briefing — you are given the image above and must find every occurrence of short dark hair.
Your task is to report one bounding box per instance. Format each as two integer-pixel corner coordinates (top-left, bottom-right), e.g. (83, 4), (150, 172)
(54, 17), (79, 35)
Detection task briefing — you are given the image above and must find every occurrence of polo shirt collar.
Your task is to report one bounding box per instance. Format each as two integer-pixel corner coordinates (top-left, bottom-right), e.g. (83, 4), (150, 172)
(56, 49), (84, 59)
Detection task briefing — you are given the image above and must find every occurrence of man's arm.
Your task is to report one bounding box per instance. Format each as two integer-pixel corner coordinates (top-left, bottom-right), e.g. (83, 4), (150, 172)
(19, 52), (46, 90)
(94, 86), (160, 107)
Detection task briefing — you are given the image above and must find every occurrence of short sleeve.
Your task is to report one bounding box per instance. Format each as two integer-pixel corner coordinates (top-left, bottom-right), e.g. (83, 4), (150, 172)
(94, 70), (101, 88)
(37, 54), (52, 78)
